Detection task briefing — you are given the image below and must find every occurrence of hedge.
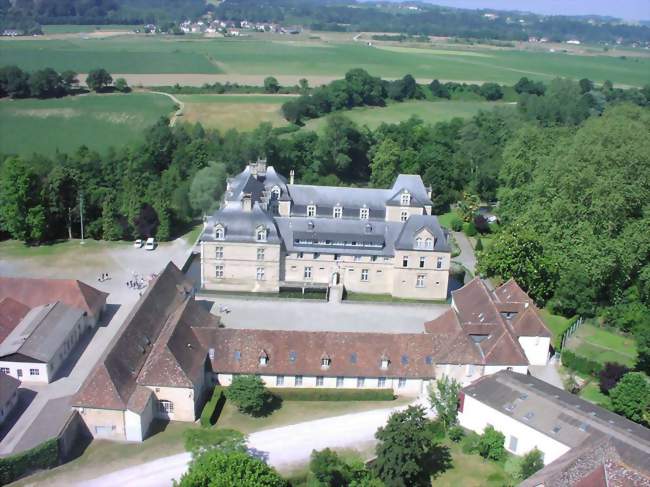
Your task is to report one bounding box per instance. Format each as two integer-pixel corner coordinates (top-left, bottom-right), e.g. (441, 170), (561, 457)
(200, 386), (226, 427)
(0, 438), (59, 485)
(561, 349), (603, 377)
(269, 388), (395, 401)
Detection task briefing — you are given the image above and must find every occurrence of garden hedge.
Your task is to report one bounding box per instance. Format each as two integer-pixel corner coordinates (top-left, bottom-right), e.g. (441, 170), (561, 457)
(0, 438), (59, 485)
(269, 388), (395, 401)
(561, 349), (603, 377)
(200, 386), (226, 427)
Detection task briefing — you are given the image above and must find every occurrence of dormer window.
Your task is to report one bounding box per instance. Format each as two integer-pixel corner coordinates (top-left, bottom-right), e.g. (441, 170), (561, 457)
(426, 238), (433, 249)
(400, 191), (411, 206)
(215, 224), (225, 240)
(307, 204), (316, 217)
(333, 206), (343, 219)
(321, 355), (331, 368)
(271, 186), (280, 200)
(256, 226), (267, 242)
(380, 357), (390, 369)
(415, 237), (423, 249)
(400, 210), (408, 222)
(359, 208), (369, 220)
(259, 351), (269, 366)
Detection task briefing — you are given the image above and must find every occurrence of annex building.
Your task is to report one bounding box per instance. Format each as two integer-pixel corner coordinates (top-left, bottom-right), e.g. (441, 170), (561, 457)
(74, 262), (551, 442)
(0, 277), (107, 384)
(459, 370), (650, 486)
(200, 159), (451, 300)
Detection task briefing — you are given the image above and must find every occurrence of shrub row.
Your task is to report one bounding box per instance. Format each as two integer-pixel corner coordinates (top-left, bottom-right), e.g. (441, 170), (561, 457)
(200, 386), (226, 427)
(0, 438), (59, 485)
(269, 388), (395, 401)
(561, 349), (603, 377)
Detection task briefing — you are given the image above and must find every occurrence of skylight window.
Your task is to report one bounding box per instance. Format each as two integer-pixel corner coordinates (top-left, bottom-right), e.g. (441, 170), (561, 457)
(401, 354), (409, 365)
(523, 412), (534, 421)
(289, 351), (297, 363)
(425, 355), (433, 365)
(350, 353), (357, 364)
(552, 426), (561, 434)
(234, 350), (241, 361)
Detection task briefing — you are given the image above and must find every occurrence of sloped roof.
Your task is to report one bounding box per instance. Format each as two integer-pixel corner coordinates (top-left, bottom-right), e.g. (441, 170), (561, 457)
(203, 204), (281, 244)
(0, 277), (107, 318)
(0, 298), (29, 343)
(0, 373), (20, 406)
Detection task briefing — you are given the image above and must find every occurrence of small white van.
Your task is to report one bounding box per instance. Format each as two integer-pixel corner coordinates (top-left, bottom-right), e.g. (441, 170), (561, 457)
(145, 237), (156, 251)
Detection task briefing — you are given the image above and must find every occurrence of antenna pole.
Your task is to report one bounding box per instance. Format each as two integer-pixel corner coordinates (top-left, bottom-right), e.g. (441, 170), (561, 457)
(79, 193), (85, 245)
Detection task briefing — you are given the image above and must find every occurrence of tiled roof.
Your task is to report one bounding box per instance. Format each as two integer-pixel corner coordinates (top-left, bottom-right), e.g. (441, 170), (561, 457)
(0, 277), (107, 318)
(0, 298), (29, 343)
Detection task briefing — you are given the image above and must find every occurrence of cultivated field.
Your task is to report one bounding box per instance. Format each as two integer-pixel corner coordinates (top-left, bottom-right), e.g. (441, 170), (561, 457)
(1, 36), (649, 86)
(41, 24), (138, 34)
(177, 94), (295, 131)
(0, 93), (175, 156)
(301, 100), (510, 132)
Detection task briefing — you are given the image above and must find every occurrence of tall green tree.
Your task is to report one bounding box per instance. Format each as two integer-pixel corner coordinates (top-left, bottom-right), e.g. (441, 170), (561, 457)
(86, 68), (113, 92)
(370, 138), (400, 188)
(609, 372), (650, 425)
(520, 448), (544, 479)
(225, 375), (270, 416)
(0, 157), (43, 241)
(188, 162), (227, 215)
(428, 376), (461, 430)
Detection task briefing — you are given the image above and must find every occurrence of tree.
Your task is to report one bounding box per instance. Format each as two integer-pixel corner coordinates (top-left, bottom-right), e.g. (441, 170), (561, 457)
(0, 157), (42, 241)
(29, 68), (63, 98)
(428, 376), (461, 430)
(370, 138), (400, 188)
(225, 375), (270, 416)
(579, 78), (594, 94)
(636, 328), (650, 375)
(475, 237), (483, 251)
(480, 82), (503, 101)
(86, 68), (113, 92)
(0, 65), (30, 98)
(310, 448), (350, 486)
(60, 70), (78, 91)
(429, 79), (450, 99)
(599, 362), (630, 395)
(372, 405), (434, 487)
(114, 77), (130, 93)
(101, 194), (123, 240)
(609, 372), (650, 425)
(264, 76), (280, 94)
(550, 265), (595, 317)
(189, 162), (227, 215)
(477, 426), (506, 461)
(298, 78), (309, 94)
(183, 428), (246, 457)
(520, 448), (544, 479)
(177, 449), (286, 487)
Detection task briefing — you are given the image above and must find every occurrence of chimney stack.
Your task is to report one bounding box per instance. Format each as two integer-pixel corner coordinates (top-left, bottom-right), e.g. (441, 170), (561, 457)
(290, 169), (295, 185)
(427, 185), (433, 199)
(242, 194), (252, 212)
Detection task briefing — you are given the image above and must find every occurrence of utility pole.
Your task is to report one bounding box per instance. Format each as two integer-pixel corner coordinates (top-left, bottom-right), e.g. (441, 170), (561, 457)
(79, 193), (85, 245)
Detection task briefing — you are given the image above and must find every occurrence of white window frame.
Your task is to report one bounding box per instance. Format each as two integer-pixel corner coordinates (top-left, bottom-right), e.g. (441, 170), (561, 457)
(436, 256), (443, 269)
(400, 192), (411, 206)
(357, 377), (365, 388)
(426, 238), (434, 250)
(336, 377), (344, 388)
(307, 205), (316, 217)
(215, 246), (224, 259)
(415, 237), (423, 249)
(256, 267), (265, 281)
(416, 274), (425, 288)
(29, 368), (39, 376)
(359, 208), (369, 220)
(333, 206), (343, 219)
(0, 367), (9, 374)
(257, 248), (265, 261)
(419, 256), (425, 268)
(295, 375), (303, 386)
(256, 227), (267, 242)
(400, 210), (408, 222)
(509, 435), (518, 452)
(378, 377), (387, 388)
(316, 376), (324, 387)
(276, 375), (284, 386)
(271, 186), (281, 200)
(215, 225), (225, 240)
(398, 377), (407, 388)
(361, 269), (369, 282)
(402, 256), (409, 268)
(304, 266), (312, 280)
(215, 265), (224, 279)
(159, 400), (174, 414)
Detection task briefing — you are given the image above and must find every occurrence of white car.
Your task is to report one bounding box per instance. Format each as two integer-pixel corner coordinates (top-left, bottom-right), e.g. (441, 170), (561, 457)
(145, 237), (157, 251)
(133, 239), (143, 248)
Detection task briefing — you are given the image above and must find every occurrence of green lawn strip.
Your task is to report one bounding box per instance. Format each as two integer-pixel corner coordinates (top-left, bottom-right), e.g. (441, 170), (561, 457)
(568, 323), (637, 367)
(0, 239), (128, 259)
(539, 308), (573, 346)
(41, 25), (139, 34)
(344, 292), (448, 304)
(436, 210), (460, 229)
(578, 381), (612, 409)
(432, 440), (513, 487)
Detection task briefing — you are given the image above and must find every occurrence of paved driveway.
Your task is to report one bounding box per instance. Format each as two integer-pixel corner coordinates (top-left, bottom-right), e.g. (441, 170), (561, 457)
(451, 231), (476, 275)
(200, 296), (448, 333)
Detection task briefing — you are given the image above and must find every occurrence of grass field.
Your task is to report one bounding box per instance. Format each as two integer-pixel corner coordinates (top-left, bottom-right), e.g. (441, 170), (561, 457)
(579, 380), (612, 409)
(301, 100), (507, 132)
(433, 440), (513, 487)
(539, 309), (574, 346)
(177, 94), (294, 131)
(1, 36), (649, 85)
(41, 25), (138, 34)
(0, 93), (175, 156)
(566, 322), (638, 367)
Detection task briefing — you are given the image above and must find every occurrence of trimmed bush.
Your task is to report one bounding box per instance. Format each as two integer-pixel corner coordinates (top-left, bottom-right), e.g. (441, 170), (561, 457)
(463, 221), (477, 237)
(269, 388), (395, 401)
(450, 216), (463, 232)
(0, 438), (59, 485)
(561, 349), (603, 377)
(200, 386), (226, 427)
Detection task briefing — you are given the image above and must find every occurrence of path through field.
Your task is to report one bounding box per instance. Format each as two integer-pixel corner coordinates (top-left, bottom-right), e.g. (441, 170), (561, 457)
(149, 91), (184, 126)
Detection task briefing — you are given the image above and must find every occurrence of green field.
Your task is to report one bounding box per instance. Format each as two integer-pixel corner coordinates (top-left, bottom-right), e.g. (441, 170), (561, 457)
(1, 36), (649, 85)
(301, 100), (507, 132)
(0, 93), (175, 156)
(42, 25), (138, 34)
(539, 309), (574, 346)
(566, 322), (638, 367)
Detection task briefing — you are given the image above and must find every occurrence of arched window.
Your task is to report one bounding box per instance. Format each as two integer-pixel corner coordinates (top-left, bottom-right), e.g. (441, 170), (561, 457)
(400, 191), (411, 206)
(415, 237), (422, 249)
(256, 226), (267, 242)
(214, 224), (225, 240)
(400, 211), (408, 222)
(271, 186), (281, 200)
(425, 238), (433, 249)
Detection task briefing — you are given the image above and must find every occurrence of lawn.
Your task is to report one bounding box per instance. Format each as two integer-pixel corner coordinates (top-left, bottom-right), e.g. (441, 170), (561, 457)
(1, 36), (649, 86)
(345, 292), (448, 304)
(567, 323), (637, 367)
(41, 24), (138, 34)
(301, 100), (506, 132)
(0, 93), (175, 156)
(579, 380), (612, 409)
(431, 440), (513, 487)
(437, 210), (460, 229)
(539, 309), (573, 346)
(177, 94), (295, 131)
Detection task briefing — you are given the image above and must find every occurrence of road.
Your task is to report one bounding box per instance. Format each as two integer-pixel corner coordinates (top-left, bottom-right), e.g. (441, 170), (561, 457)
(82, 399), (430, 487)
(450, 231), (476, 275)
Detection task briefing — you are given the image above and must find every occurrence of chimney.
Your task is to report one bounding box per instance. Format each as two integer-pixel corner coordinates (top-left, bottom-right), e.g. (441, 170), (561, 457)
(290, 169), (295, 185)
(242, 193), (252, 212)
(427, 185), (433, 199)
(257, 157), (267, 177)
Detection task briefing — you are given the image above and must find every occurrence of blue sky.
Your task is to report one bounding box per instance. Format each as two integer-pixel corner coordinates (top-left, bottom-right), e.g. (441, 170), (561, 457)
(421, 1), (650, 21)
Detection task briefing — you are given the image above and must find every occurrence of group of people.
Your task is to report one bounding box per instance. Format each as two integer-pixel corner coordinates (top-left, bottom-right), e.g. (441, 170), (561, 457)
(98, 273), (111, 282)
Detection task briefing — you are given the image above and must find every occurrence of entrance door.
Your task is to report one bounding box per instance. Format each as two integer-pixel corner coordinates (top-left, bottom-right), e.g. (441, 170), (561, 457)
(16, 369), (22, 379)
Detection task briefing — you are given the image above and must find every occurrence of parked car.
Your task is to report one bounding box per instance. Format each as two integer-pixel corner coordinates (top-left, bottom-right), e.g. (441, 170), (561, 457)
(145, 237), (157, 250)
(133, 239), (143, 248)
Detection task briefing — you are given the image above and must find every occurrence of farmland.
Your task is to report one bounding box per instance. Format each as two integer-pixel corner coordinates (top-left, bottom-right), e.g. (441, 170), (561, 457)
(0, 93), (175, 156)
(1, 35), (649, 86)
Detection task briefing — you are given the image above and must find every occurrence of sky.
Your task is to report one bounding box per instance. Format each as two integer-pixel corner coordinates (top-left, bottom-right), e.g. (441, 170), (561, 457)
(420, 1), (650, 21)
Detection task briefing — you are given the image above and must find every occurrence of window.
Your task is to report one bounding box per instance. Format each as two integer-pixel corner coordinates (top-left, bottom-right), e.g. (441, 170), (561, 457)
(400, 210), (408, 222)
(29, 368), (39, 376)
(426, 238), (433, 250)
(321, 357), (331, 368)
(298, 252), (304, 259)
(360, 208), (369, 220)
(271, 186), (280, 200)
(216, 265), (224, 279)
(380, 358), (389, 369)
(307, 205), (316, 217)
(425, 355), (433, 365)
(353, 255), (361, 262)
(215, 246), (224, 259)
(400, 192), (410, 206)
(361, 269), (369, 282)
(508, 435), (518, 452)
(416, 274), (425, 288)
(419, 257), (425, 268)
(378, 377), (386, 388)
(234, 350), (241, 361)
(215, 225), (225, 240)
(257, 248), (265, 261)
(0, 368), (9, 374)
(304, 266), (312, 280)
(350, 353), (357, 364)
(316, 376), (324, 387)
(256, 267), (265, 281)
(256, 227), (267, 242)
(289, 351), (297, 363)
(436, 257), (443, 269)
(159, 400), (174, 414)
(276, 375), (284, 386)
(334, 254), (340, 261)
(259, 353), (268, 366)
(401, 354), (409, 365)
(295, 375), (303, 386)
(336, 377), (344, 388)
(333, 206), (343, 219)
(398, 378), (407, 388)
(402, 256), (409, 268)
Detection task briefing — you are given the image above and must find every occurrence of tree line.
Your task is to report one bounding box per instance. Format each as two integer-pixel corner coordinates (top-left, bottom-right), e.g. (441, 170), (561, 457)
(0, 66), (127, 99)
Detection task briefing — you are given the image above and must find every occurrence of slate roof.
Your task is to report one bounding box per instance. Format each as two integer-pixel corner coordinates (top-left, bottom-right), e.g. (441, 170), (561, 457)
(0, 302), (84, 363)
(465, 371), (650, 487)
(203, 204), (282, 244)
(393, 215), (450, 252)
(0, 373), (19, 406)
(0, 277), (107, 318)
(0, 298), (30, 343)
